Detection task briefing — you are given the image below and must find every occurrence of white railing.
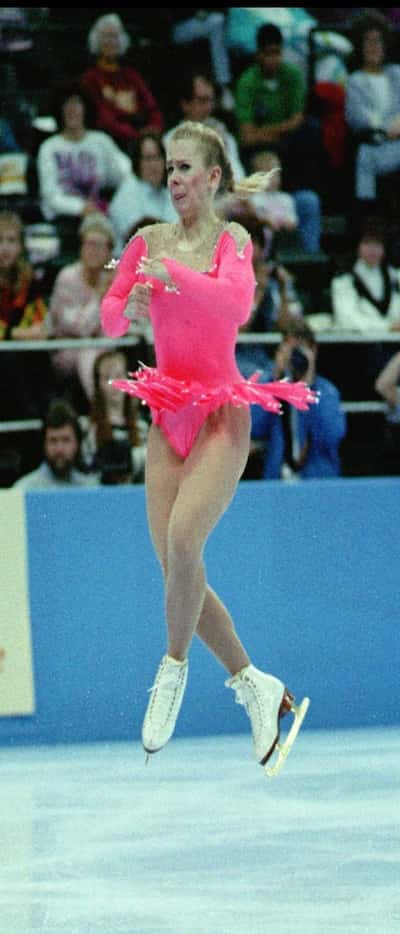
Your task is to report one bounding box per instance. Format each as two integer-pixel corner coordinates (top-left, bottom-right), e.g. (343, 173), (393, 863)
(1, 331), (400, 351)
(1, 331), (397, 433)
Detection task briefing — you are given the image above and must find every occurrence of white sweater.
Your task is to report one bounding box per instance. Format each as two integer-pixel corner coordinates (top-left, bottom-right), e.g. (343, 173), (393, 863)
(331, 260), (400, 332)
(37, 130), (131, 220)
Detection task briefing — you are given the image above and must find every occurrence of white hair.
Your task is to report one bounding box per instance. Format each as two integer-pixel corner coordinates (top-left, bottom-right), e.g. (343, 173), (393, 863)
(88, 13), (130, 57)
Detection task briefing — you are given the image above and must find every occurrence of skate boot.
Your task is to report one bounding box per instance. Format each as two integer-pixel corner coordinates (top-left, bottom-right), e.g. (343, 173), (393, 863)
(225, 664), (310, 777)
(142, 654), (188, 759)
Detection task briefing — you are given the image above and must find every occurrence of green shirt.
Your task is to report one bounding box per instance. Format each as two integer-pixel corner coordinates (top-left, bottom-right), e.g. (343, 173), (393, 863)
(235, 61), (306, 127)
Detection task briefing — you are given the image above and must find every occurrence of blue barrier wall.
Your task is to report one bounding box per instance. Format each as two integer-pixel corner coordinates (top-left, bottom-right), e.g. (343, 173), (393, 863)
(1, 477), (399, 746)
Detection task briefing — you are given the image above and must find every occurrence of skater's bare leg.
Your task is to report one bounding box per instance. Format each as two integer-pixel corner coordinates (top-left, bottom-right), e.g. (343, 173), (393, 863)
(144, 413), (309, 771)
(195, 585), (250, 675)
(145, 406), (251, 669)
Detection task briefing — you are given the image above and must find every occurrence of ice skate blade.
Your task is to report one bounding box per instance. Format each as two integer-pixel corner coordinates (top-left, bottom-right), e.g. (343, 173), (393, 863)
(143, 747), (159, 765)
(264, 697), (310, 778)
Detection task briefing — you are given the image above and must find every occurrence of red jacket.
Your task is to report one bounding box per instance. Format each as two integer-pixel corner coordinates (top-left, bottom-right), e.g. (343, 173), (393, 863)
(82, 63), (164, 145)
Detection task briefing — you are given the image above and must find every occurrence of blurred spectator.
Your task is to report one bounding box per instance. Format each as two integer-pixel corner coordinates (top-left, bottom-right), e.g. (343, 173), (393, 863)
(313, 46), (350, 177)
(345, 11), (400, 214)
(168, 10), (234, 111)
(375, 349), (400, 416)
(225, 6), (318, 73)
(374, 349), (400, 472)
(234, 21), (326, 195)
(241, 214), (303, 333)
(81, 348), (148, 483)
(0, 7), (33, 53)
(0, 115), (30, 202)
(109, 131), (176, 256)
(48, 212), (116, 413)
(235, 214), (303, 399)
(0, 209), (50, 419)
(0, 210), (47, 341)
(249, 150), (298, 234)
(13, 398), (99, 490)
(251, 320), (347, 480)
(95, 438), (134, 485)
(37, 80), (131, 224)
(330, 216), (400, 332)
(0, 116), (20, 154)
(248, 149), (321, 255)
(163, 69), (245, 183)
(82, 13), (164, 155)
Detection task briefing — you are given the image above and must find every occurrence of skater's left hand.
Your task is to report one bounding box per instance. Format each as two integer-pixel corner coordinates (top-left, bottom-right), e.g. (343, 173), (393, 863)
(137, 257), (170, 283)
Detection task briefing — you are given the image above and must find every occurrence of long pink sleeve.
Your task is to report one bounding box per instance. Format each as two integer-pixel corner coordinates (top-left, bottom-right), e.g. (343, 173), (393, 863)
(101, 235), (147, 337)
(163, 232), (255, 325)
(101, 230), (256, 338)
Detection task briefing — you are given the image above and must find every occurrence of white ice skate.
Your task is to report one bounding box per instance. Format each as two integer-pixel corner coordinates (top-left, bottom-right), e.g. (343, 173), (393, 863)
(142, 654), (188, 760)
(226, 664), (310, 778)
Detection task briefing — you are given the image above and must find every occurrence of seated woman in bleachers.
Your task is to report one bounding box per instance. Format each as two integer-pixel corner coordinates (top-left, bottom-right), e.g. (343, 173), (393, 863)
(36, 80), (131, 230)
(81, 348), (148, 483)
(47, 212), (116, 413)
(82, 13), (164, 155)
(330, 215), (400, 333)
(345, 11), (400, 216)
(108, 130), (176, 256)
(0, 208), (51, 419)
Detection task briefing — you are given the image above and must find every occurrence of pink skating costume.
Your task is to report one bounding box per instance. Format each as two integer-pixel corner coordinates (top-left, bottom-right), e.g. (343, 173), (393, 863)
(101, 223), (317, 458)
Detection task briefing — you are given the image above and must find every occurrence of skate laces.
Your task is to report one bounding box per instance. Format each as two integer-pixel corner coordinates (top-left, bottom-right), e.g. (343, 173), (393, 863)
(226, 673), (270, 741)
(147, 658), (187, 721)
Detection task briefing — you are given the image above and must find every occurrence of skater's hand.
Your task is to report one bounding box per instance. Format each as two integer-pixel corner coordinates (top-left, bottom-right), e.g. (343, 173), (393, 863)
(124, 282), (153, 320)
(136, 256), (170, 283)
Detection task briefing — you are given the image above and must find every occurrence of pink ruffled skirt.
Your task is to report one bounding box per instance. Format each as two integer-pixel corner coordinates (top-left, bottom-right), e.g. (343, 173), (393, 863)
(112, 365), (318, 459)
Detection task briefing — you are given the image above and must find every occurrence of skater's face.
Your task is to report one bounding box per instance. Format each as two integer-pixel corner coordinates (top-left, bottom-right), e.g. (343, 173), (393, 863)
(166, 139), (221, 218)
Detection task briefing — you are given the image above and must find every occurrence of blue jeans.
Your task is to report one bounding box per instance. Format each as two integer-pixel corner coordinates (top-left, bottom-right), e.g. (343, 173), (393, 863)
(356, 139), (400, 199)
(293, 189), (321, 253)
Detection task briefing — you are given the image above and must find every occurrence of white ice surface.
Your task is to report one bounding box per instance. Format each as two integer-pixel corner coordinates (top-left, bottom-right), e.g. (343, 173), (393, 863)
(0, 727), (399, 934)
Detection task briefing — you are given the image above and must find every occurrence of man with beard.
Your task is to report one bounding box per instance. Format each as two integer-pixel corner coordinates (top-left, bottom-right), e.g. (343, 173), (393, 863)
(13, 399), (99, 490)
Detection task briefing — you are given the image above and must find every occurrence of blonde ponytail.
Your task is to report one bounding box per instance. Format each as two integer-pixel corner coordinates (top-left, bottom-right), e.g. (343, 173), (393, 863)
(168, 121), (279, 197)
(232, 168), (280, 197)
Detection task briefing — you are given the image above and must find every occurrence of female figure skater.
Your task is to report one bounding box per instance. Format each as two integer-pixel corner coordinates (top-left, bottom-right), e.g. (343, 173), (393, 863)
(101, 121), (315, 777)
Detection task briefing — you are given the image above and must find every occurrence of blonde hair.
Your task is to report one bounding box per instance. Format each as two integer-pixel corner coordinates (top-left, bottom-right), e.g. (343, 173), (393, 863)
(88, 13), (130, 57)
(169, 121), (278, 197)
(79, 212), (116, 248)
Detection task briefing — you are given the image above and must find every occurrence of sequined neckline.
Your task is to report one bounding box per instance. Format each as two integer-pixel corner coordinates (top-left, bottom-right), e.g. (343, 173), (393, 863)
(170, 221), (226, 256)
(144, 221), (230, 273)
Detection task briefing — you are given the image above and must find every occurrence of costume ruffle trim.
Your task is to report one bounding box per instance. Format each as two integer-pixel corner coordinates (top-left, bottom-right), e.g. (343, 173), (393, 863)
(111, 365), (319, 415)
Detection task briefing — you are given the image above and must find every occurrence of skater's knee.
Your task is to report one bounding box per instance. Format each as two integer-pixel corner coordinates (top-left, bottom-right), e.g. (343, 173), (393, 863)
(167, 518), (201, 571)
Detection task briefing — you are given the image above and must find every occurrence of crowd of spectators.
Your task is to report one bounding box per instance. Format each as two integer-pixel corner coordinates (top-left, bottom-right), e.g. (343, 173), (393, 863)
(1, 7), (400, 487)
